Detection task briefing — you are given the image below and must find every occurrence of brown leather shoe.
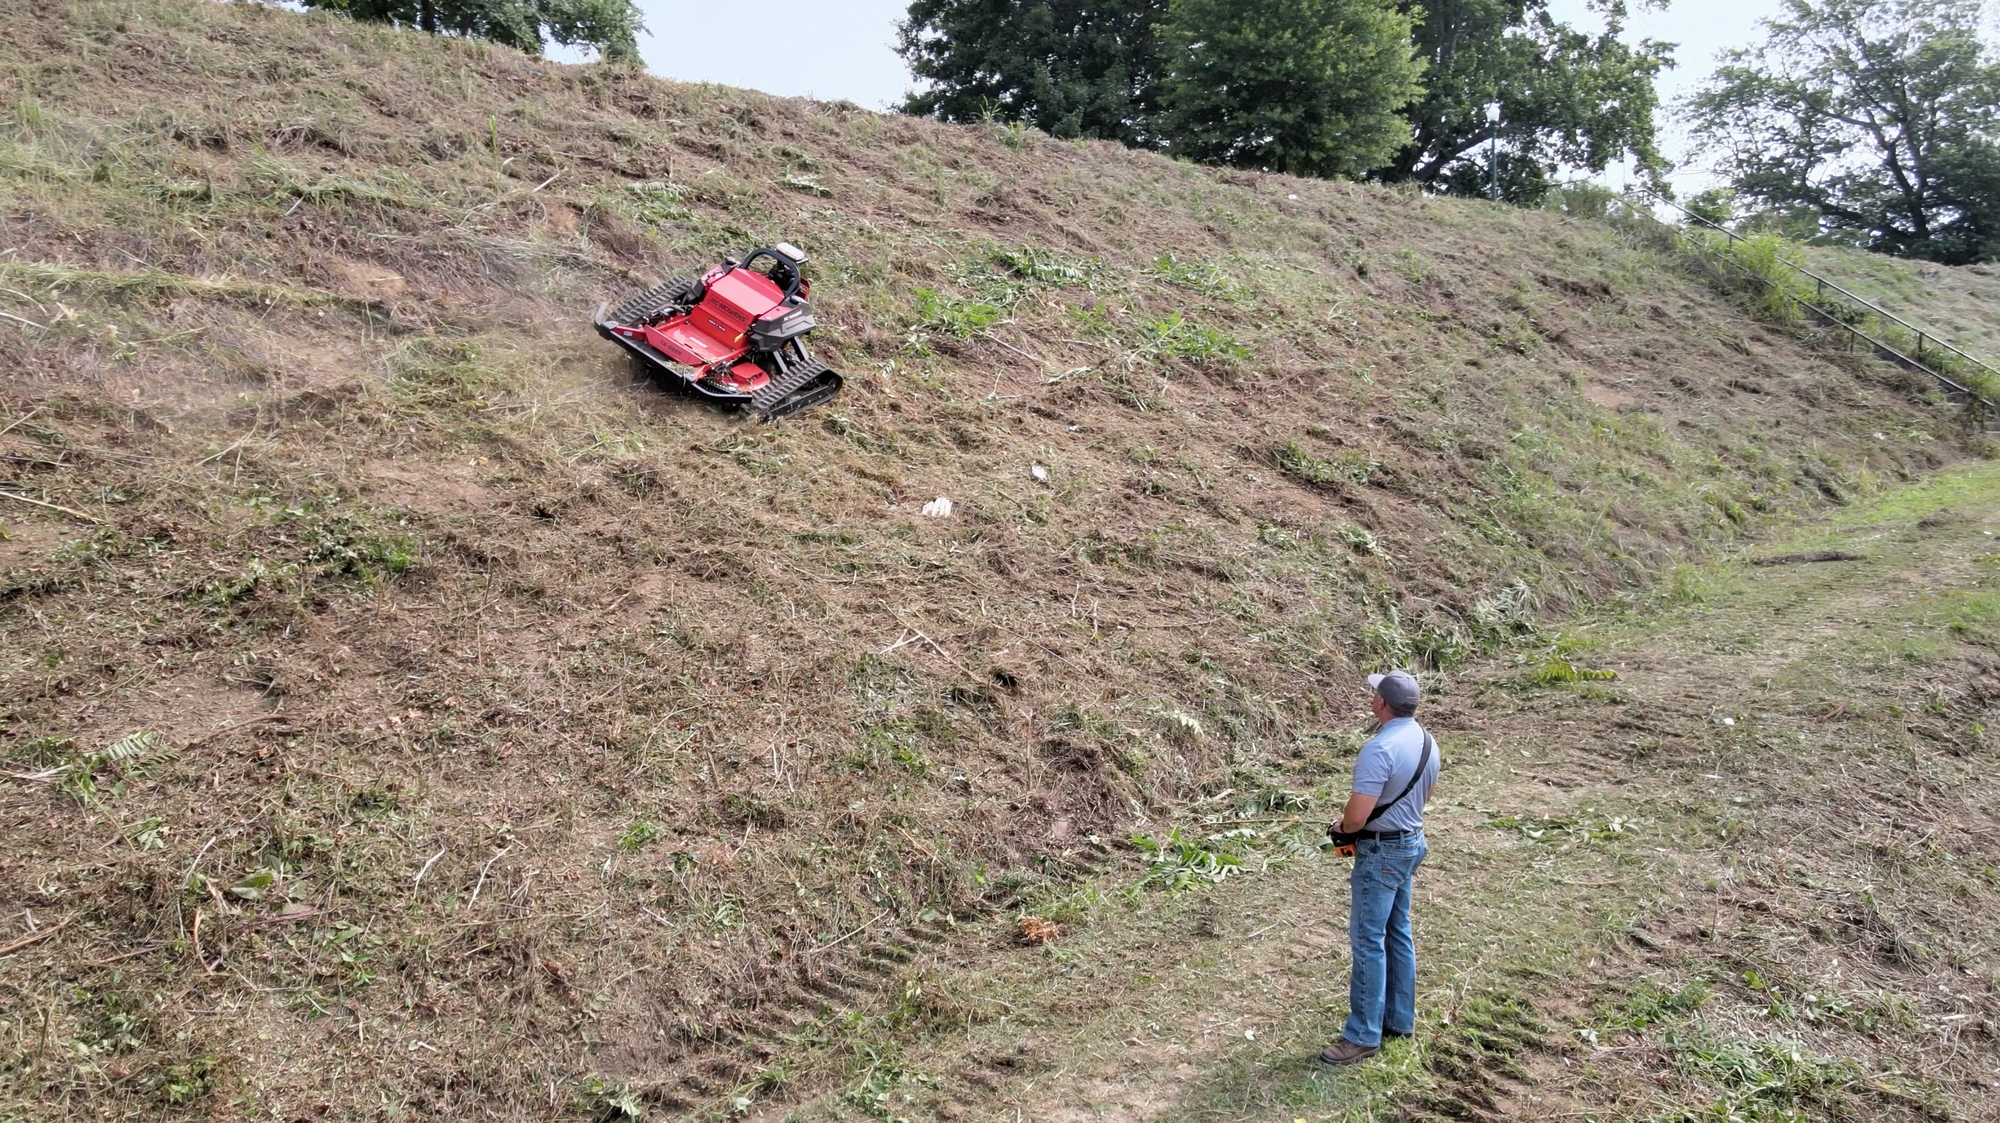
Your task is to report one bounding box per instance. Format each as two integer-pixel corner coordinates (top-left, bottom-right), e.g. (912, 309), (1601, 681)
(1317, 1039), (1381, 1065)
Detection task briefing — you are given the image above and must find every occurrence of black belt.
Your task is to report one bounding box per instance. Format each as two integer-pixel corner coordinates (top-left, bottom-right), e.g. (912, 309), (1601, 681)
(1353, 828), (1417, 841)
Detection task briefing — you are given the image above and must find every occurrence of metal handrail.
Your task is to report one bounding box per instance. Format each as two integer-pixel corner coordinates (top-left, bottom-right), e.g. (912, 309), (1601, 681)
(1628, 189), (1997, 414)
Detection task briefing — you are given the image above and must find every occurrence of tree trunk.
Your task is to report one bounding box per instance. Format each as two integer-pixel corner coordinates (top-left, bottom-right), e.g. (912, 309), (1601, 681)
(419, 0), (435, 33)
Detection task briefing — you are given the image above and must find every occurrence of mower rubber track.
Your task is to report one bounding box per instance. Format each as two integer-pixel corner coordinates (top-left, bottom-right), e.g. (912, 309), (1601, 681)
(606, 276), (698, 325)
(752, 356), (843, 421)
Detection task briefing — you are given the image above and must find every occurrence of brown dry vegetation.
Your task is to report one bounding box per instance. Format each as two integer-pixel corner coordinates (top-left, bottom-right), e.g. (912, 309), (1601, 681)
(0, 1), (1990, 1120)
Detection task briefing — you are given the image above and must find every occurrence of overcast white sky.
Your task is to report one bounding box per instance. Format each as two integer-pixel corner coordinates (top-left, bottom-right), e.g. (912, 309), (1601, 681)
(610, 0), (1796, 190)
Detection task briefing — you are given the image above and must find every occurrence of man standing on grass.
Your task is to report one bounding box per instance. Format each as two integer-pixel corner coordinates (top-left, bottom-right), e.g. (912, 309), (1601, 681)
(1320, 670), (1440, 1066)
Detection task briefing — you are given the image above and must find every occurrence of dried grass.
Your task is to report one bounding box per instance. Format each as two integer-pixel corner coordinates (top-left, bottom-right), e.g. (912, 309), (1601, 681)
(0, 0), (1985, 1119)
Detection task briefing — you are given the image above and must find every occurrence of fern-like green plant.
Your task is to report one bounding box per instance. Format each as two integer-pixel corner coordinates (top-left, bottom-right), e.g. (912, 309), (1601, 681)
(59, 730), (164, 806)
(1132, 828), (1243, 892)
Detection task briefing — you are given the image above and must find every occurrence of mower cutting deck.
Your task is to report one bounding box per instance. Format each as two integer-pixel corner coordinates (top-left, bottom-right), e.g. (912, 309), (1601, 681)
(595, 244), (844, 421)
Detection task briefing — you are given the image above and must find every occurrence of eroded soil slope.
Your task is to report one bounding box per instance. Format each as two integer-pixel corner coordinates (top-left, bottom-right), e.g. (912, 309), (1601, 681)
(0, 1), (1985, 1118)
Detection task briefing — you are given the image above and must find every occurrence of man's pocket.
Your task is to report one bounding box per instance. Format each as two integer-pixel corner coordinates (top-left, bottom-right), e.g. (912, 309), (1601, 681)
(1364, 844), (1424, 890)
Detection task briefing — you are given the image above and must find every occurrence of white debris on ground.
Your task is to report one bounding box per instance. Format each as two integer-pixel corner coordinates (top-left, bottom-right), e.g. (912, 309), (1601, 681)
(1030, 464), (1050, 483)
(921, 496), (954, 518)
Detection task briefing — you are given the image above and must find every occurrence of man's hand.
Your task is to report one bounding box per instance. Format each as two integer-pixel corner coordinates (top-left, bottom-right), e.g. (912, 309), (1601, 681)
(1338, 792), (1378, 835)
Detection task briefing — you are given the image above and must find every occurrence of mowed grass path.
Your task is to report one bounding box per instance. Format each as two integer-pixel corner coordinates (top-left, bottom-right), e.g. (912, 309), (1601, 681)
(728, 462), (2000, 1123)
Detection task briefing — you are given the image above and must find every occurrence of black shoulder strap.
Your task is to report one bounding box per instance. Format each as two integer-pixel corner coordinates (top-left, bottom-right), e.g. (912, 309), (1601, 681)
(1364, 732), (1434, 827)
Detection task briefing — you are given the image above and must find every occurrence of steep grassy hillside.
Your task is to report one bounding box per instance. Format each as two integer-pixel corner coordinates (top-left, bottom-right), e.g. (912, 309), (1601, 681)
(1796, 243), (2000, 365)
(0, 2), (1986, 1120)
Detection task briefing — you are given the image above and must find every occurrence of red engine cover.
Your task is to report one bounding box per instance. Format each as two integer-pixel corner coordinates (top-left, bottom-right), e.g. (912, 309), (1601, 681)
(638, 267), (787, 372)
(698, 269), (786, 337)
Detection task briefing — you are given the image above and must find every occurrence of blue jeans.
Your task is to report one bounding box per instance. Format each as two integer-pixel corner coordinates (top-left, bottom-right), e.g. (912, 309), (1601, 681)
(1343, 831), (1427, 1047)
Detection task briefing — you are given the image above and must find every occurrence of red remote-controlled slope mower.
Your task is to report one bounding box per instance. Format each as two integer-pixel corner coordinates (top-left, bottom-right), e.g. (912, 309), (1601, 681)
(595, 243), (843, 421)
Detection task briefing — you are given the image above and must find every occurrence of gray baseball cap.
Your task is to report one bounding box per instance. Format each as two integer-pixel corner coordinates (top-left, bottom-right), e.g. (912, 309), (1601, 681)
(1367, 670), (1421, 710)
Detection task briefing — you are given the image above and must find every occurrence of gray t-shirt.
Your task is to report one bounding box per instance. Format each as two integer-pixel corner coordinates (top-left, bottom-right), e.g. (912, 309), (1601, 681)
(1352, 717), (1439, 833)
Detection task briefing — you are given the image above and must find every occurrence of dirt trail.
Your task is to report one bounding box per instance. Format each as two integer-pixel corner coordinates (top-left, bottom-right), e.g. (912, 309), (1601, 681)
(738, 465), (2000, 1123)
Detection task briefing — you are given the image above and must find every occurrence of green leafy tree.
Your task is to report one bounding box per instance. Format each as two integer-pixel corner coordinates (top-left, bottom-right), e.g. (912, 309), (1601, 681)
(1377, 0), (1671, 201)
(301, 0), (644, 61)
(895, 0), (1662, 189)
(1686, 0), (2000, 263)
(896, 0), (1169, 145)
(1155, 0), (1425, 178)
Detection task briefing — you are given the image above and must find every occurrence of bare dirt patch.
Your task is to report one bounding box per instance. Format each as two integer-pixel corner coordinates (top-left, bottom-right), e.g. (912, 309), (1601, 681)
(1583, 381), (1638, 409)
(327, 260), (411, 302)
(362, 457), (494, 513)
